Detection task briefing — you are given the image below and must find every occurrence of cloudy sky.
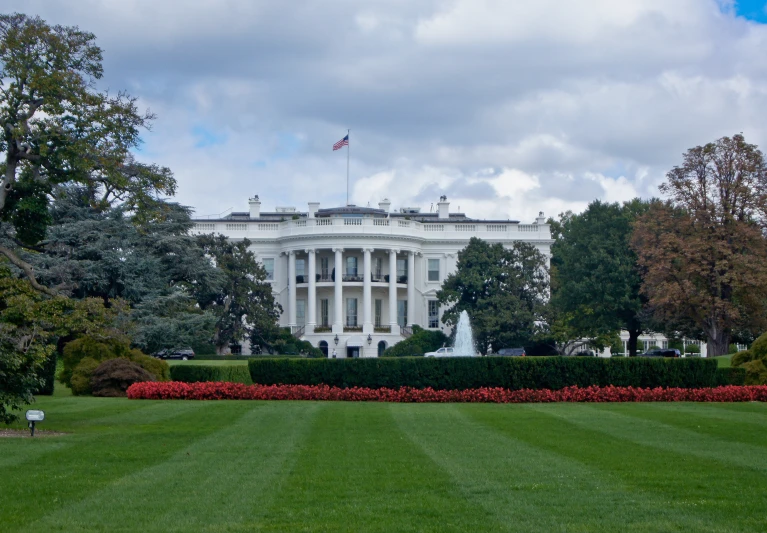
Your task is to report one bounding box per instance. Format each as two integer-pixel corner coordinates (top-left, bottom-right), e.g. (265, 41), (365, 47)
(9, 0), (767, 222)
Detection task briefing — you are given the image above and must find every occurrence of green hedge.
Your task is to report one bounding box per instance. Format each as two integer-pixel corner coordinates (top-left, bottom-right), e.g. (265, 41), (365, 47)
(247, 356), (720, 391)
(170, 365), (253, 384)
(716, 367), (746, 386)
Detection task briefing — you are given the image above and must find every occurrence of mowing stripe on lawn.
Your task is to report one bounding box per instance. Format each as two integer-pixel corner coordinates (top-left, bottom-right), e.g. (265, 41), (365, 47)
(21, 401), (320, 533)
(258, 402), (497, 533)
(529, 403), (767, 473)
(595, 403), (767, 446)
(393, 403), (716, 532)
(0, 401), (236, 531)
(476, 404), (766, 532)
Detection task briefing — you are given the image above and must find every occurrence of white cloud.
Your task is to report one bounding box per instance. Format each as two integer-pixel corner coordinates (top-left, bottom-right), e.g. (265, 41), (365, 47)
(9, 0), (767, 221)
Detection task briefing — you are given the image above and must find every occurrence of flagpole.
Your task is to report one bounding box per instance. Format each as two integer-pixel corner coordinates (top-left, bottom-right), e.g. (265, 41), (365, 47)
(346, 129), (350, 205)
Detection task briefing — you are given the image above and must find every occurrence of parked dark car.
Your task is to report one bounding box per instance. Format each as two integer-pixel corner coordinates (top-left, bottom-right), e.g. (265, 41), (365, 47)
(153, 348), (195, 360)
(639, 349), (681, 358)
(496, 347), (526, 357)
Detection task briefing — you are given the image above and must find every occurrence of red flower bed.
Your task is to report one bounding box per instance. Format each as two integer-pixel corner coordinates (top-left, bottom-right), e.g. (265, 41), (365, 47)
(127, 381), (767, 403)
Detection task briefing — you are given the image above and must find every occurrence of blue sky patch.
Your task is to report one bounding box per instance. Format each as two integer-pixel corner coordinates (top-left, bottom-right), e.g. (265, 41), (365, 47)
(733, 0), (767, 23)
(192, 125), (228, 148)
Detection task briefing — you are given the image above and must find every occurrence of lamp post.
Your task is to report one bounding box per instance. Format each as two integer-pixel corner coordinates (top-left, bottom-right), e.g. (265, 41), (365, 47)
(334, 334), (339, 346)
(367, 334), (372, 345)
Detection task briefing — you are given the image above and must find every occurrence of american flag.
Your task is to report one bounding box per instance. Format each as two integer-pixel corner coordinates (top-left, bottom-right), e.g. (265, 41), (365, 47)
(333, 134), (349, 151)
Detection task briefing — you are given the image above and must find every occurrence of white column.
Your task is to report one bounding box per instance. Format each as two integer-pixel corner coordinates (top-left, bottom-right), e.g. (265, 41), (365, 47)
(333, 248), (343, 333)
(363, 248), (373, 332)
(389, 249), (398, 329)
(407, 251), (415, 327)
(288, 251), (297, 327)
(307, 249), (316, 330)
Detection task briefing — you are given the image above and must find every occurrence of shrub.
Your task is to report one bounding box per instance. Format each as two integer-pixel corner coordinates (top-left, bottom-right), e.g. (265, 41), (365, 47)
(742, 360), (767, 385)
(91, 358), (156, 397)
(170, 365), (252, 384)
(128, 382), (767, 403)
(61, 336), (135, 389)
(247, 356), (720, 391)
(60, 335), (166, 394)
(34, 351), (57, 395)
(731, 331), (767, 384)
(70, 357), (101, 395)
(382, 326), (448, 357)
(731, 350), (753, 367)
(717, 367), (746, 386)
(131, 354), (170, 381)
(265, 328), (324, 357)
(685, 344), (701, 354)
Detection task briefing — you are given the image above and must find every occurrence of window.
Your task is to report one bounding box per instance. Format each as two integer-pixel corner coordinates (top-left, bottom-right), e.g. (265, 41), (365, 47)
(374, 257), (383, 279)
(296, 299), (306, 326)
(377, 340), (386, 357)
(320, 299), (329, 327)
(346, 298), (358, 327)
(229, 344), (242, 355)
(428, 300), (439, 328)
(375, 299), (383, 327)
(346, 256), (358, 277)
(428, 259), (440, 282)
(397, 258), (406, 278)
(320, 257), (329, 280)
(262, 258), (274, 280)
(397, 300), (407, 327)
(296, 259), (306, 278)
(319, 341), (329, 357)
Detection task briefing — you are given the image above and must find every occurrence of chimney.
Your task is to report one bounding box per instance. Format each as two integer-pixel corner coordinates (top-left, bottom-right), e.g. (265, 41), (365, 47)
(308, 202), (320, 218)
(378, 198), (391, 212)
(437, 195), (449, 219)
(249, 195), (261, 219)
(535, 211), (546, 225)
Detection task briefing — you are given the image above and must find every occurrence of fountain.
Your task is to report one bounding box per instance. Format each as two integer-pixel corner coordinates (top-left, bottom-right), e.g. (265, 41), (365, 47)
(453, 310), (477, 356)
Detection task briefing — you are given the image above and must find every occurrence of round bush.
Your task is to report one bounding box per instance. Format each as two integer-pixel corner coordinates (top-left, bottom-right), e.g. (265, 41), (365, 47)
(70, 357), (101, 396)
(732, 331), (767, 384)
(90, 358), (155, 397)
(130, 353), (170, 381)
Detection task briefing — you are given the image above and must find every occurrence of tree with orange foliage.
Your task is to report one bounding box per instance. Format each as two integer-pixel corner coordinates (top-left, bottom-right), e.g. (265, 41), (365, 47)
(632, 134), (767, 356)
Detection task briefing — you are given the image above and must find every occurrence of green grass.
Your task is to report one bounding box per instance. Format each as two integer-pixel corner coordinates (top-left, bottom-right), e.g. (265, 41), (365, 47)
(713, 355), (732, 368)
(2, 393), (766, 532)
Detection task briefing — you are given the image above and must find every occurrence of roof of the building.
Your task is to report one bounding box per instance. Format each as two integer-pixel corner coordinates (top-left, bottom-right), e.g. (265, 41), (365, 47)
(193, 206), (521, 224)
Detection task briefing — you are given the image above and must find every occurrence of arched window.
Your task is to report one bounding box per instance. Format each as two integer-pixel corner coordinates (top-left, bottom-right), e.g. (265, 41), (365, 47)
(319, 340), (329, 357)
(377, 340), (387, 357)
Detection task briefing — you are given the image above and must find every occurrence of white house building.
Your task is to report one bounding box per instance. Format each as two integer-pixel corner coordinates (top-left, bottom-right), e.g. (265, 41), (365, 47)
(192, 196), (553, 357)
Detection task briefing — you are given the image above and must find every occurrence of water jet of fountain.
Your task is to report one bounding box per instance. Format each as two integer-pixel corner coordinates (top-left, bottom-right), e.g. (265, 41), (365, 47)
(453, 310), (477, 357)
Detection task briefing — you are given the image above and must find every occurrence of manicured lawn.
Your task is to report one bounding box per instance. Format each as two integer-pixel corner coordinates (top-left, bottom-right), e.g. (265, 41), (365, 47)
(2, 394), (766, 532)
(713, 355), (732, 368)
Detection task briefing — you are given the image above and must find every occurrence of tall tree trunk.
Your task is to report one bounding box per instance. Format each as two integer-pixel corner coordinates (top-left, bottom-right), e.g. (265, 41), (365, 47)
(706, 328), (730, 357)
(627, 328), (640, 357)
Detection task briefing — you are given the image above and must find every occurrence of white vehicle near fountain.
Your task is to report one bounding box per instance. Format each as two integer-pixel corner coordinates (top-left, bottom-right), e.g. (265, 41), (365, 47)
(424, 347), (455, 357)
(424, 311), (479, 357)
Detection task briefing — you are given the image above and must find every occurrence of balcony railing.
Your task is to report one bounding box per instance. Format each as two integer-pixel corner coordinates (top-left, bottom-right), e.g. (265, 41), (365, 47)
(193, 218), (549, 238)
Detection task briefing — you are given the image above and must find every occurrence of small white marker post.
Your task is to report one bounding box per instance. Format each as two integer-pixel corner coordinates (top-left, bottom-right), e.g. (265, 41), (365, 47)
(25, 410), (45, 437)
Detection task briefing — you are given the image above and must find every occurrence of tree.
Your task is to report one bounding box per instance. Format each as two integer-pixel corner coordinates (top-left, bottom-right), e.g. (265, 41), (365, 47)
(0, 265), (126, 422)
(0, 13), (174, 294)
(196, 235), (282, 353)
(632, 134), (767, 356)
(550, 200), (651, 356)
(437, 237), (549, 354)
(21, 189), (223, 354)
